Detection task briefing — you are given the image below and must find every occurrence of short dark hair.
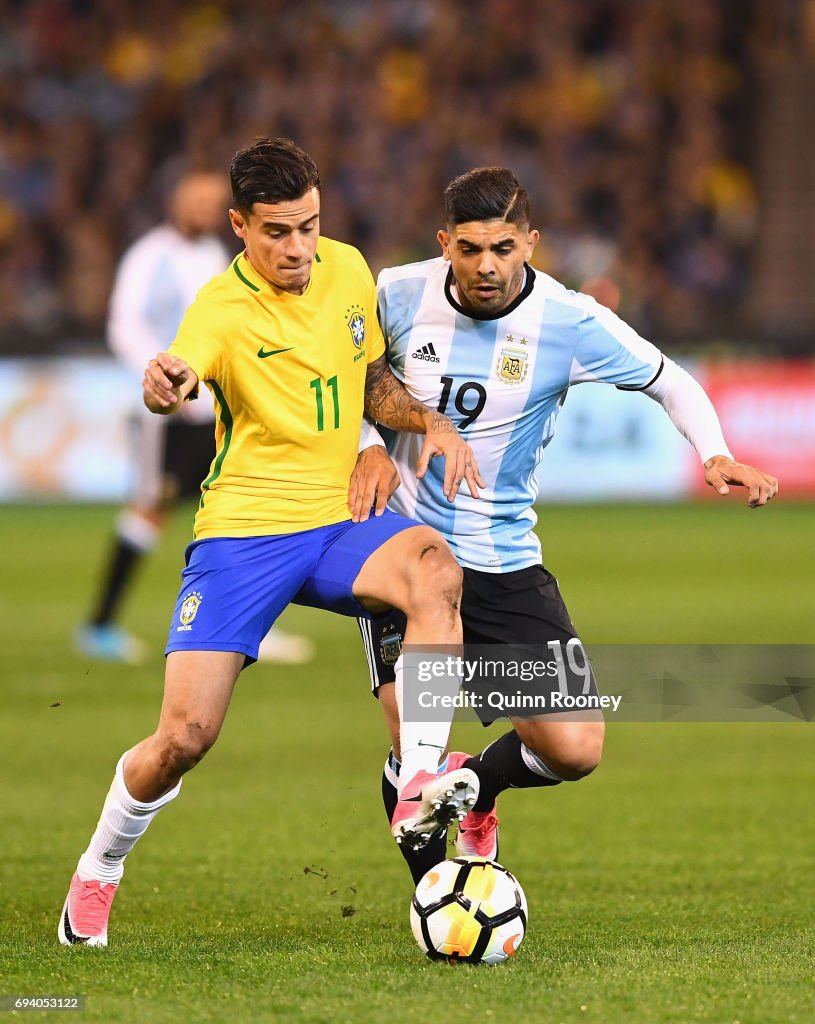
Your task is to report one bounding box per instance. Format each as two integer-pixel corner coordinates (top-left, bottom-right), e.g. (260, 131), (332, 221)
(230, 138), (320, 214)
(444, 167), (530, 227)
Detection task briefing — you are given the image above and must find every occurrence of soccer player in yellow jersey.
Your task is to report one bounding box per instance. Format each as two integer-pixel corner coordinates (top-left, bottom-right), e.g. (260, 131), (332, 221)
(58, 139), (486, 947)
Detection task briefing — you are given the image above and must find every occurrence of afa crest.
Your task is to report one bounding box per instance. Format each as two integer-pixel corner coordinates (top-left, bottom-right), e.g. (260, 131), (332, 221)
(346, 305), (366, 349)
(379, 622), (404, 666)
(496, 335), (529, 385)
(179, 592), (203, 627)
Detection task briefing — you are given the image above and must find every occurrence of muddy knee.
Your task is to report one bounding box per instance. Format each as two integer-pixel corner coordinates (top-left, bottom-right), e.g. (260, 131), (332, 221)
(407, 543), (463, 613)
(158, 721), (219, 778)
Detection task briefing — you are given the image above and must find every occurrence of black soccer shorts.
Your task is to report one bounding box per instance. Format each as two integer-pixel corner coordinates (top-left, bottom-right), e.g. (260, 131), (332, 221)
(130, 414), (215, 506)
(356, 564), (580, 695)
(163, 420), (217, 500)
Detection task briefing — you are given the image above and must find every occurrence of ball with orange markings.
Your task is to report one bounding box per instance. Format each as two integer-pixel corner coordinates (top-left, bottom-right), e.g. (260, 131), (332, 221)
(410, 857), (527, 965)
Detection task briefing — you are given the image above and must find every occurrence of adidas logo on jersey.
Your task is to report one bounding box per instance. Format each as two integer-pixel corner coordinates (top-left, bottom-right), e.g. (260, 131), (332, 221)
(412, 343), (440, 363)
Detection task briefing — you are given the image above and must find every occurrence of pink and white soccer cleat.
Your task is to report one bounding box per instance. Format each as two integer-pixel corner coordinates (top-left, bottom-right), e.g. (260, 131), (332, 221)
(447, 751), (500, 860)
(455, 808), (500, 860)
(58, 873), (118, 947)
(391, 766), (479, 851)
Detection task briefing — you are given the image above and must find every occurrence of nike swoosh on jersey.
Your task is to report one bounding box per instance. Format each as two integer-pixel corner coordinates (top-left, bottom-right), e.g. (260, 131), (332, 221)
(257, 347), (293, 358)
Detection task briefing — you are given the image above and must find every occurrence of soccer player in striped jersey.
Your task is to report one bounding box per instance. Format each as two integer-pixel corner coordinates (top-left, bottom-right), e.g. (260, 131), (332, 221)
(357, 166), (778, 882)
(58, 139), (486, 947)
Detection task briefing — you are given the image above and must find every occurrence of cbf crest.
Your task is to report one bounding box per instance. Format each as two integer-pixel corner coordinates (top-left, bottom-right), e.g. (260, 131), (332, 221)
(345, 304), (366, 349)
(178, 591), (203, 631)
(496, 334), (529, 385)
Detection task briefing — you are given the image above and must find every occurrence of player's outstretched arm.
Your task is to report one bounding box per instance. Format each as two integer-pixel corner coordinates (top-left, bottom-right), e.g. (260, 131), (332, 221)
(643, 358), (778, 508)
(364, 354), (485, 501)
(143, 352), (199, 415)
(703, 455), (779, 508)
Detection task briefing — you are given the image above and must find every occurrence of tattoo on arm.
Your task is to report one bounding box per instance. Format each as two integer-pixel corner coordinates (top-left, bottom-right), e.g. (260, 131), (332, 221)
(364, 354), (452, 433)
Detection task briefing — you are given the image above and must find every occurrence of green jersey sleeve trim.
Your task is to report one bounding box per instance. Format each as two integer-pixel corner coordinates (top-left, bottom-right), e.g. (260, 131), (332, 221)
(199, 379), (234, 507)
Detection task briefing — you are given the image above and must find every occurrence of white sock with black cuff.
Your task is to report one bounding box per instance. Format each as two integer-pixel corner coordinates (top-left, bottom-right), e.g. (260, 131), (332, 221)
(77, 751), (182, 885)
(394, 655), (456, 795)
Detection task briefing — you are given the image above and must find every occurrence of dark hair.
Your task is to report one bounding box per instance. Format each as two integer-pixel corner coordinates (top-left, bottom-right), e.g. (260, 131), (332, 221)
(444, 167), (530, 226)
(230, 138), (320, 214)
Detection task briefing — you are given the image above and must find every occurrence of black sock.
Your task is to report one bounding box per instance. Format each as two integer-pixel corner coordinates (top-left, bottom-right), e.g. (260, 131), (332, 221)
(465, 730), (561, 812)
(382, 754), (447, 885)
(89, 537), (144, 626)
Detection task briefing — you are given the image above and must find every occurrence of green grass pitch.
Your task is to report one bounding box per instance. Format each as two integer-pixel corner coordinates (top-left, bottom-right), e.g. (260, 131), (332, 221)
(0, 501), (812, 1024)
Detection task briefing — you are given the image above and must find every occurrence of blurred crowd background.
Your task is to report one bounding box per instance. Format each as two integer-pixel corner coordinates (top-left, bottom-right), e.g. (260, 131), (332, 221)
(1, 0), (814, 354)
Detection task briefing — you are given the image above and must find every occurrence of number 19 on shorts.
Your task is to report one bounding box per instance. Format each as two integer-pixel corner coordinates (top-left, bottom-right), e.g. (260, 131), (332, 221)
(310, 375), (340, 431)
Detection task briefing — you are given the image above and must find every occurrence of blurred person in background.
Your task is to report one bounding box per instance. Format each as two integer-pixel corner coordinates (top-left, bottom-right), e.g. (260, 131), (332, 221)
(75, 168), (314, 665)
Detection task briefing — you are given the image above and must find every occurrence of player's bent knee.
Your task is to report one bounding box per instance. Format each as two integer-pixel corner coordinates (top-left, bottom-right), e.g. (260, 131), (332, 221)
(556, 725), (605, 780)
(562, 745), (603, 779)
(522, 722), (605, 781)
(407, 542), (462, 605)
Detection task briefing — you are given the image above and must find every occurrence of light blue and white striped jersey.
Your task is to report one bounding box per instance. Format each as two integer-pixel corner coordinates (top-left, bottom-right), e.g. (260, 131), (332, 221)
(107, 225), (229, 423)
(379, 257), (664, 572)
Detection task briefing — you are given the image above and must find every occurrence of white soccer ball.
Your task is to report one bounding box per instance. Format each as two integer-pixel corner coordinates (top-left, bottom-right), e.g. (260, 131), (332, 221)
(410, 857), (528, 965)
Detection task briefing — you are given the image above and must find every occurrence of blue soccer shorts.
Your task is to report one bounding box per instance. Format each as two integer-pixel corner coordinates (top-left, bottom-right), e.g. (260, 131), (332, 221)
(165, 510), (422, 665)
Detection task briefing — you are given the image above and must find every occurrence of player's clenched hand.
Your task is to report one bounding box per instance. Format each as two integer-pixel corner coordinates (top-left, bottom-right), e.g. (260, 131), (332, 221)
(704, 455), (779, 508)
(143, 352), (198, 414)
(416, 413), (486, 501)
(348, 446), (400, 523)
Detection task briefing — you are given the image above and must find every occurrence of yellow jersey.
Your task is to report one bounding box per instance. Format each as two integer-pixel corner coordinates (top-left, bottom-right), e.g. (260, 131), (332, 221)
(169, 238), (385, 538)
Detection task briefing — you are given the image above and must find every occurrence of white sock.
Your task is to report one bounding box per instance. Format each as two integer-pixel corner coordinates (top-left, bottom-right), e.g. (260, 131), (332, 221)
(117, 510), (159, 552)
(384, 748), (449, 790)
(77, 751), (181, 885)
(520, 743), (566, 782)
(395, 656), (456, 794)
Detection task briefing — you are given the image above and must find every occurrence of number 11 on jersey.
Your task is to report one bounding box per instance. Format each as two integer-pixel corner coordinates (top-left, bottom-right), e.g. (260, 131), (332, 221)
(310, 375), (340, 431)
